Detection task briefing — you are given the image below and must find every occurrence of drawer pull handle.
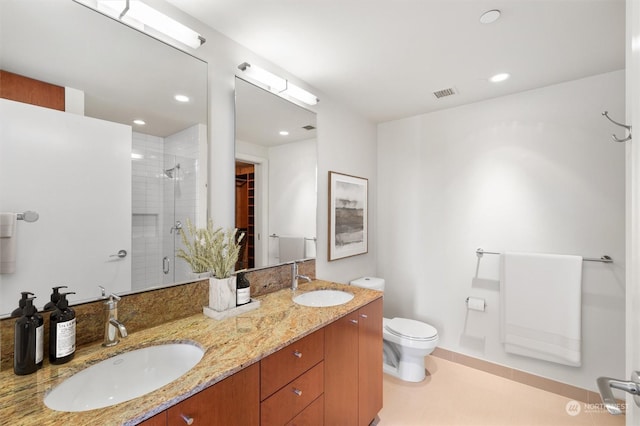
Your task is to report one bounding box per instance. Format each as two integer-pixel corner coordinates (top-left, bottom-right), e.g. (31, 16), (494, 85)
(350, 319), (359, 324)
(292, 388), (303, 396)
(180, 414), (195, 425)
(360, 313), (368, 318)
(293, 350), (302, 358)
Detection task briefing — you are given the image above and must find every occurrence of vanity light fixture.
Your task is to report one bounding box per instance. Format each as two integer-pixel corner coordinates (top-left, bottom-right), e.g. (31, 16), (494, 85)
(238, 63), (287, 92)
(238, 62), (319, 106)
(282, 83), (319, 106)
(75, 0), (206, 49)
(489, 72), (510, 83)
(174, 94), (190, 103)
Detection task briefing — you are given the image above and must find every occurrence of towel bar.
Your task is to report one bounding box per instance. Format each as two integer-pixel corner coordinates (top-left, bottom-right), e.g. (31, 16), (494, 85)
(476, 248), (613, 263)
(16, 211), (39, 223)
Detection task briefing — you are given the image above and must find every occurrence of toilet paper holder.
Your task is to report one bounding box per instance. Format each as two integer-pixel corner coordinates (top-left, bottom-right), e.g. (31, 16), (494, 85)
(465, 297), (486, 311)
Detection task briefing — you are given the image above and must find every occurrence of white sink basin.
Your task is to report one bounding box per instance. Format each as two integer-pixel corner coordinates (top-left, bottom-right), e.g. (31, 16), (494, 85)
(44, 342), (204, 412)
(293, 289), (354, 307)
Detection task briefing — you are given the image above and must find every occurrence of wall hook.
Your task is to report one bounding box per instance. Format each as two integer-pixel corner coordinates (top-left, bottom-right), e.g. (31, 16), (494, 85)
(602, 111), (632, 142)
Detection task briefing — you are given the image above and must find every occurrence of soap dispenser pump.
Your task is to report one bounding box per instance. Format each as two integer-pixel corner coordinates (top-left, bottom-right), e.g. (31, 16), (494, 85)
(14, 297), (43, 375)
(11, 291), (34, 317)
(44, 286), (68, 311)
(49, 292), (76, 365)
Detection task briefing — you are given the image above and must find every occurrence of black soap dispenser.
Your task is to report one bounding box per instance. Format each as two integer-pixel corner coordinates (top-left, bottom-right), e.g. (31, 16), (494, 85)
(14, 297), (43, 375)
(49, 292), (76, 365)
(44, 286), (68, 311)
(11, 291), (34, 317)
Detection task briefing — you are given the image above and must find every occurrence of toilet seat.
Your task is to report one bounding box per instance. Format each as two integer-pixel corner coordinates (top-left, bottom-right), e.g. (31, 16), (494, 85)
(385, 318), (438, 341)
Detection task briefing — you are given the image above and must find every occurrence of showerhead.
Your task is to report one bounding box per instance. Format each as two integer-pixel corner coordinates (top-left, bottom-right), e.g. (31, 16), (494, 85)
(164, 163), (181, 178)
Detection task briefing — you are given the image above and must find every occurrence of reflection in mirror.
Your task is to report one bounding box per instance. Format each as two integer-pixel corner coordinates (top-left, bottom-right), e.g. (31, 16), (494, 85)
(0, 0), (208, 316)
(234, 77), (317, 269)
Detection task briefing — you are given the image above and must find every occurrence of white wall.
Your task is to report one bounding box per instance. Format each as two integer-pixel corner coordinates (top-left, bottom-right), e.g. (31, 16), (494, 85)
(150, 0), (379, 282)
(269, 139), (317, 254)
(377, 70), (626, 391)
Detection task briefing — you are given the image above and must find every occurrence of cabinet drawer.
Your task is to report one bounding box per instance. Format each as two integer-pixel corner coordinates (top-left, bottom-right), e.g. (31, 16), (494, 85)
(261, 328), (324, 399)
(167, 363), (259, 426)
(286, 395), (324, 426)
(261, 361), (324, 426)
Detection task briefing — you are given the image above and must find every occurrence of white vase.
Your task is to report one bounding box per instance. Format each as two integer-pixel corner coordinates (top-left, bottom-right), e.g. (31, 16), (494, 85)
(209, 276), (237, 312)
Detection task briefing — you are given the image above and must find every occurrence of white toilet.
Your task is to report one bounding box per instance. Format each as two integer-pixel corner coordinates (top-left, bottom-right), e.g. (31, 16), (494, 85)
(350, 277), (439, 382)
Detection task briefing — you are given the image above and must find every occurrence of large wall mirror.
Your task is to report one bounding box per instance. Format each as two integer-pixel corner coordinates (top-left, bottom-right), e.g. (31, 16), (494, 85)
(0, 0), (208, 316)
(234, 77), (317, 269)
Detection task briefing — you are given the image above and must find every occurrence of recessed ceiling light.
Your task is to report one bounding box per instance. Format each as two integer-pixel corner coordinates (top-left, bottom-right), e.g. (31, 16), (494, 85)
(279, 131), (290, 136)
(133, 119), (146, 125)
(480, 9), (501, 24)
(489, 72), (510, 83)
(174, 94), (190, 103)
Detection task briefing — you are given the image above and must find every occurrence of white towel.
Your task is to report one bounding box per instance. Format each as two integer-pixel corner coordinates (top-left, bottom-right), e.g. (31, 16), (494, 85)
(500, 252), (582, 367)
(0, 213), (18, 273)
(305, 238), (317, 259)
(279, 237), (305, 262)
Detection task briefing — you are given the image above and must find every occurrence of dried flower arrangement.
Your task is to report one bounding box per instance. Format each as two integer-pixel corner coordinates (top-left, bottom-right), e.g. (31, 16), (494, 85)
(177, 218), (245, 279)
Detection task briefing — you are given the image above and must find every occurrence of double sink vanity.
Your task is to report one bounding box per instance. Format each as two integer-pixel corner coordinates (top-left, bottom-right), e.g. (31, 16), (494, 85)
(0, 280), (382, 425)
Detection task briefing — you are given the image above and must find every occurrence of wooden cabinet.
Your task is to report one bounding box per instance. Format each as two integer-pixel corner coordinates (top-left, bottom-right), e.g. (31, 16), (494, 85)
(166, 363), (259, 426)
(133, 297), (382, 426)
(324, 311), (359, 425)
(138, 412), (167, 426)
(286, 395), (324, 426)
(324, 298), (383, 426)
(357, 298), (383, 426)
(261, 329), (325, 426)
(261, 362), (324, 425)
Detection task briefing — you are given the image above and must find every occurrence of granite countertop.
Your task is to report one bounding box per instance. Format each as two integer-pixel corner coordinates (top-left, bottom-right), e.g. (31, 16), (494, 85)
(0, 280), (382, 426)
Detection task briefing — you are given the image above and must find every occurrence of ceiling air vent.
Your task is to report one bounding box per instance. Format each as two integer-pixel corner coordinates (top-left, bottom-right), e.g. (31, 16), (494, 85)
(302, 125), (316, 130)
(433, 87), (457, 99)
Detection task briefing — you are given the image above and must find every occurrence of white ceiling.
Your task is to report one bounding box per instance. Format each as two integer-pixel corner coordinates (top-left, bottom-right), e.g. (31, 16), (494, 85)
(166, 0), (625, 124)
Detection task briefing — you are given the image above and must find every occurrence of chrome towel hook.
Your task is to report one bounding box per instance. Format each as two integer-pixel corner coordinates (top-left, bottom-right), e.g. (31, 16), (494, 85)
(602, 111), (632, 143)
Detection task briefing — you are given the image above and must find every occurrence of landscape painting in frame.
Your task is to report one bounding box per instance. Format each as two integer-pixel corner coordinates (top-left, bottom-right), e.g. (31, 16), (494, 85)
(329, 171), (368, 261)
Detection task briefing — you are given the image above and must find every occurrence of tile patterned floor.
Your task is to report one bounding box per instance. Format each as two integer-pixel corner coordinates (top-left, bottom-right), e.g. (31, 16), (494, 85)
(377, 357), (625, 426)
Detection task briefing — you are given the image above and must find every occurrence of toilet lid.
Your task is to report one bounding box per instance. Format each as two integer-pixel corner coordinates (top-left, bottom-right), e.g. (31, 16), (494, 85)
(385, 318), (438, 340)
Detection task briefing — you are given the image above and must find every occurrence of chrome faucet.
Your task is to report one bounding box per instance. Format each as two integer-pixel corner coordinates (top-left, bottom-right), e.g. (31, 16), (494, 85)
(102, 293), (128, 347)
(291, 261), (312, 291)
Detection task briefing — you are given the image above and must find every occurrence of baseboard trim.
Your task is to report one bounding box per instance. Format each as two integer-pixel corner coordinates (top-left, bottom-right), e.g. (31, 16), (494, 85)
(431, 347), (601, 404)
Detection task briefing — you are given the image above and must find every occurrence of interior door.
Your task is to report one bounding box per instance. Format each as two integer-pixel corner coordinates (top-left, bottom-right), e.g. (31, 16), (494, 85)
(0, 99), (131, 307)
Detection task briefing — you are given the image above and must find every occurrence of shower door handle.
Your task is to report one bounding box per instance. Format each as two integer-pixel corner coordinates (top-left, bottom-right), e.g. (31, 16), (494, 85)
(163, 256), (170, 274)
(170, 221), (183, 234)
(597, 371), (640, 415)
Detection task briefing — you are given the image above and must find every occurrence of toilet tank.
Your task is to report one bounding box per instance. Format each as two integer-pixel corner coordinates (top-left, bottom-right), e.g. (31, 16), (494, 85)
(350, 277), (385, 291)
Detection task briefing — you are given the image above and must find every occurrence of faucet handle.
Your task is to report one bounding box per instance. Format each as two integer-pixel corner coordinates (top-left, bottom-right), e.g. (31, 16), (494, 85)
(104, 293), (121, 309)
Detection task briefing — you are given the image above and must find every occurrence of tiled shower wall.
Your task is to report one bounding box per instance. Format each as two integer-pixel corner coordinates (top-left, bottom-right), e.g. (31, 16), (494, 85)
(131, 125), (202, 290)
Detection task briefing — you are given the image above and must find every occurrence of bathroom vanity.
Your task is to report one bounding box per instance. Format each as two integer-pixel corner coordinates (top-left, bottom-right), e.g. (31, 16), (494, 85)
(0, 281), (382, 425)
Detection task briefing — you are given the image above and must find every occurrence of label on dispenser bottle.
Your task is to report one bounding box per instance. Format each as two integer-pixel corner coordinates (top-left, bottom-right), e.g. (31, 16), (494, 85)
(56, 318), (76, 358)
(35, 324), (43, 364)
(237, 288), (251, 305)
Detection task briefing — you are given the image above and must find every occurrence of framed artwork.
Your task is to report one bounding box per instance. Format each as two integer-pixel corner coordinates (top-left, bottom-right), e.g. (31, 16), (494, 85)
(328, 171), (368, 261)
